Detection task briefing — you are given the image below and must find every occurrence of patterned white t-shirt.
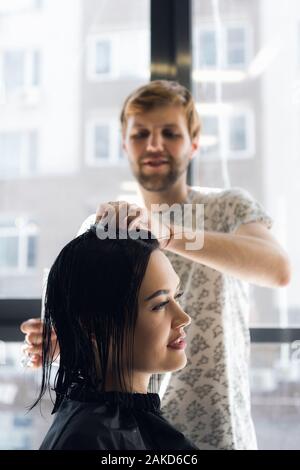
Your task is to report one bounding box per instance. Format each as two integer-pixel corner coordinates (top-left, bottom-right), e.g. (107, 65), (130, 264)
(158, 186), (273, 450)
(77, 186), (273, 450)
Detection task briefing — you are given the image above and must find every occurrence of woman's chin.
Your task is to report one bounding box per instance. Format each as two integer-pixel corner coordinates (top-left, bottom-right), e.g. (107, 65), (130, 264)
(167, 354), (187, 372)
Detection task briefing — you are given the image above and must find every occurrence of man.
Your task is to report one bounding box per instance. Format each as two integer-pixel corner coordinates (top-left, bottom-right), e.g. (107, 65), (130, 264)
(21, 80), (291, 450)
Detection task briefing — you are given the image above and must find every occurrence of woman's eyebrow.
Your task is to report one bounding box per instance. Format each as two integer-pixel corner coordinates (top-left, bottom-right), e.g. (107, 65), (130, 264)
(144, 289), (169, 301)
(144, 281), (181, 302)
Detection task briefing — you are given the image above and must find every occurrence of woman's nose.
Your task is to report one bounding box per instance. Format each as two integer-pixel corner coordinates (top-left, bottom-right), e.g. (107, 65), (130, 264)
(173, 305), (191, 329)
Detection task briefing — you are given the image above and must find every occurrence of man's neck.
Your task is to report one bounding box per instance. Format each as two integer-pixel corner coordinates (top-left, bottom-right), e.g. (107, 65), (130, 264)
(139, 178), (190, 211)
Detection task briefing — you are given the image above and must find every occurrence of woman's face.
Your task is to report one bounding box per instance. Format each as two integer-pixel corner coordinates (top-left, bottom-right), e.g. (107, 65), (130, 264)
(133, 249), (191, 377)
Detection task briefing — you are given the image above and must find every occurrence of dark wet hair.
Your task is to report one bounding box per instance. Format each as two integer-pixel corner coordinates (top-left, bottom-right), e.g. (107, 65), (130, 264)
(32, 225), (159, 410)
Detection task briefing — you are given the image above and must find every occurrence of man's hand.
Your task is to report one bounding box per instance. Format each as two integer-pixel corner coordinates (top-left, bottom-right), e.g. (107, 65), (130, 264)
(20, 318), (59, 368)
(95, 201), (173, 249)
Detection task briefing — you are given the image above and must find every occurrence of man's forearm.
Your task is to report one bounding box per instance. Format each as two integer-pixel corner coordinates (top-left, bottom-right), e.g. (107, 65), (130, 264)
(166, 228), (290, 288)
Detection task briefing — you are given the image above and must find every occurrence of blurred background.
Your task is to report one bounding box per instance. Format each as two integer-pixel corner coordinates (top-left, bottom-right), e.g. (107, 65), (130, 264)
(0, 0), (299, 449)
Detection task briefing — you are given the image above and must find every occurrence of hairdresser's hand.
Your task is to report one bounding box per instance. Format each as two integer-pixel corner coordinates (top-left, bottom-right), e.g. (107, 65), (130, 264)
(20, 318), (59, 368)
(95, 201), (173, 249)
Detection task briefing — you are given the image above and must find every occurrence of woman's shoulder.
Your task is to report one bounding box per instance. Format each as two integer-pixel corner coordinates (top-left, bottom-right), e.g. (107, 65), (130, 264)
(40, 398), (112, 450)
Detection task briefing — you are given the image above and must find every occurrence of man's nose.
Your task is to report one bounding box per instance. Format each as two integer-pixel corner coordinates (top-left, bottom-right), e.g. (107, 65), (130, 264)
(146, 132), (164, 152)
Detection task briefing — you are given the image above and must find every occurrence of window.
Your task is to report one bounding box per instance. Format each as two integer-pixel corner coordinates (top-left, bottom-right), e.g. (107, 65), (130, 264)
(95, 40), (111, 75)
(199, 30), (217, 67)
(0, 217), (38, 273)
(94, 124), (110, 161)
(85, 118), (124, 166)
(195, 24), (250, 70)
(229, 115), (247, 152)
(1, 50), (41, 96)
(0, 131), (39, 179)
(227, 27), (246, 67)
(3, 52), (24, 93)
(87, 35), (116, 80)
(0, 0), (43, 15)
(87, 30), (149, 80)
(199, 108), (254, 160)
(200, 115), (219, 160)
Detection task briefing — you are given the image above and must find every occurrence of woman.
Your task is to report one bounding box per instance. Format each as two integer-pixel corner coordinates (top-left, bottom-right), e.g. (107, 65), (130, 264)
(34, 224), (199, 450)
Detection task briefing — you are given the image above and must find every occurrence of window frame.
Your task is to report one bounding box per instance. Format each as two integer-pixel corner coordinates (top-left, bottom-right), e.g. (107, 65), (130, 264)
(0, 216), (38, 275)
(193, 21), (252, 71)
(86, 33), (118, 81)
(0, 48), (41, 101)
(85, 116), (125, 167)
(198, 104), (255, 161)
(0, 128), (39, 179)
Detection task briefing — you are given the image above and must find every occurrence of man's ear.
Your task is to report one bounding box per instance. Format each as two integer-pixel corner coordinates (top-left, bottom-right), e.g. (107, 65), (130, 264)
(122, 134), (128, 154)
(189, 137), (200, 161)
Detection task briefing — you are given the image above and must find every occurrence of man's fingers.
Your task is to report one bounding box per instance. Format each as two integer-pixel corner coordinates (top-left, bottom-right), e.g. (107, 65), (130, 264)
(22, 343), (42, 355)
(24, 328), (56, 346)
(28, 355), (42, 368)
(25, 332), (43, 346)
(20, 318), (43, 334)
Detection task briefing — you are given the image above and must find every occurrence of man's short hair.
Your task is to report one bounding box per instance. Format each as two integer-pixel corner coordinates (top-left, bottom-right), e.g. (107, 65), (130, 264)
(120, 80), (201, 140)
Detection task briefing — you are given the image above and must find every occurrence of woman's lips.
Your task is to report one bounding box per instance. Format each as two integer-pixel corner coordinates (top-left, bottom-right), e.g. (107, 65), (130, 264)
(167, 340), (187, 350)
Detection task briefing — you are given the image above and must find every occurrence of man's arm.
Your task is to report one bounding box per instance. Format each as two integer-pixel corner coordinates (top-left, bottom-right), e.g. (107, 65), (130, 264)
(166, 222), (291, 288)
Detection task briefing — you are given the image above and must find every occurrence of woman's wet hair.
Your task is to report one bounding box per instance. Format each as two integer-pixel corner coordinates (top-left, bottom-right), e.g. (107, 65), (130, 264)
(32, 225), (159, 410)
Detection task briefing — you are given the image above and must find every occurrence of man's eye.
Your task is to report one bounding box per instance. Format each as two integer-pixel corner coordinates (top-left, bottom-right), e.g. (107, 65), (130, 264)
(163, 130), (180, 138)
(132, 132), (148, 139)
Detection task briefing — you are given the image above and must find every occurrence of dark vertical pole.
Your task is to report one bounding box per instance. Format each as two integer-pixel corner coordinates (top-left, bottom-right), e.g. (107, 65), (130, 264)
(151, 0), (194, 185)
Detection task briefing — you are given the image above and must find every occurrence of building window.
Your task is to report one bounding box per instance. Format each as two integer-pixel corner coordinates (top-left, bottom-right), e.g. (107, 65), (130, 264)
(199, 30), (217, 67)
(26, 235), (37, 268)
(196, 24), (250, 69)
(200, 115), (220, 160)
(86, 118), (123, 166)
(87, 30), (149, 81)
(0, 131), (39, 179)
(95, 40), (111, 75)
(229, 115), (247, 152)
(199, 108), (254, 160)
(0, 0), (43, 15)
(1, 50), (41, 97)
(0, 217), (38, 273)
(94, 124), (110, 161)
(87, 35), (116, 80)
(227, 27), (246, 67)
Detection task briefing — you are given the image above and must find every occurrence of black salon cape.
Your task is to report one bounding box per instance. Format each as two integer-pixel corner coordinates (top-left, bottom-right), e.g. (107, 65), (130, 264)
(40, 383), (199, 450)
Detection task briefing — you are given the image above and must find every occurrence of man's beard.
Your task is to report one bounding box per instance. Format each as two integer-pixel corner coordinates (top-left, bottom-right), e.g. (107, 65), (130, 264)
(131, 157), (190, 193)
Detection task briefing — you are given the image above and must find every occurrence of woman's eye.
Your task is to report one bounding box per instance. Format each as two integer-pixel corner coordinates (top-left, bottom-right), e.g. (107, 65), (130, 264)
(152, 301), (168, 311)
(175, 291), (184, 301)
(152, 291), (184, 311)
